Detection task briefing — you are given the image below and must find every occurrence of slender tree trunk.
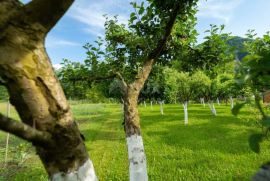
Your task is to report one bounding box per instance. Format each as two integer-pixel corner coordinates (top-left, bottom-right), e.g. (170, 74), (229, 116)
(208, 101), (217, 116)
(0, 1), (97, 180)
(217, 98), (220, 105)
(159, 101), (164, 115)
(123, 87), (147, 181)
(144, 100), (146, 108)
(230, 96), (234, 109)
(201, 98), (205, 107)
(150, 101), (153, 110)
(183, 101), (188, 125)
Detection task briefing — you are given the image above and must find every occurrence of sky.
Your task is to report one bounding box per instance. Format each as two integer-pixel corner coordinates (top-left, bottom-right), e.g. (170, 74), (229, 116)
(21, 0), (270, 67)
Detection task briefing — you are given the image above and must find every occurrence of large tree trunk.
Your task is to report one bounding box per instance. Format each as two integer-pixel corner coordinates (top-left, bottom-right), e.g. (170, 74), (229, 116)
(0, 0), (97, 180)
(123, 86), (148, 181)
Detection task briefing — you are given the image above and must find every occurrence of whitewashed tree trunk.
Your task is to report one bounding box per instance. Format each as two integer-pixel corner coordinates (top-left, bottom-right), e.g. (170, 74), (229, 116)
(4, 100), (10, 167)
(217, 98), (220, 105)
(201, 98), (205, 107)
(159, 101), (164, 115)
(51, 159), (98, 181)
(126, 135), (147, 181)
(144, 101), (146, 108)
(209, 102), (217, 116)
(150, 101), (153, 110)
(230, 96), (234, 109)
(183, 101), (188, 125)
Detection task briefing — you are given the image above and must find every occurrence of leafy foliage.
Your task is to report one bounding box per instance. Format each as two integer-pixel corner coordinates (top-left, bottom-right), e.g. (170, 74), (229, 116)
(163, 68), (213, 103)
(233, 31), (270, 153)
(140, 66), (166, 101)
(177, 24), (235, 74)
(59, 0), (199, 100)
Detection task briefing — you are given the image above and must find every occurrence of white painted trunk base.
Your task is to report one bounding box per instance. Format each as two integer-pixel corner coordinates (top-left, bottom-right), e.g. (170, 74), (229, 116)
(183, 101), (188, 125)
(209, 102), (217, 116)
(159, 101), (164, 115)
(127, 135), (148, 181)
(200, 98), (205, 107)
(51, 159), (98, 181)
(144, 101), (146, 108)
(230, 97), (234, 109)
(217, 98), (220, 105)
(150, 101), (153, 110)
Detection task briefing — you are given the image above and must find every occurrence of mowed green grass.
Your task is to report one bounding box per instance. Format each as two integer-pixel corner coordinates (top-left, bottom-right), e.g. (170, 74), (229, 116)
(0, 101), (270, 180)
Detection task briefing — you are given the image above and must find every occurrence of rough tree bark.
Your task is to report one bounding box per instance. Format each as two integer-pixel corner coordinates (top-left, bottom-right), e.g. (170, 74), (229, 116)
(0, 0), (97, 180)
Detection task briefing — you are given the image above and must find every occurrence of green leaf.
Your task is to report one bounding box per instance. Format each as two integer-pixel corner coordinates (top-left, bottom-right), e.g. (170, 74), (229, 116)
(248, 133), (264, 153)
(138, 6), (145, 15)
(220, 24), (225, 31)
(231, 103), (246, 116)
(261, 117), (270, 127)
(130, 12), (137, 23)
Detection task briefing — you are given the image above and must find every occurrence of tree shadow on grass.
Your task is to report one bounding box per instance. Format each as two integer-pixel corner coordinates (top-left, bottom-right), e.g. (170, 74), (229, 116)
(145, 116), (258, 155)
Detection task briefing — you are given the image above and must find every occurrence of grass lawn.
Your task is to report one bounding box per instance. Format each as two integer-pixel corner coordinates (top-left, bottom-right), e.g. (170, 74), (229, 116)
(0, 101), (269, 180)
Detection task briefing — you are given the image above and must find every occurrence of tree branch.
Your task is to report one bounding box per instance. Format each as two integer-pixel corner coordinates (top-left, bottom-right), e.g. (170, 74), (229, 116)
(0, 114), (52, 145)
(115, 72), (127, 91)
(148, 4), (181, 60)
(23, 0), (74, 32)
(133, 4), (181, 90)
